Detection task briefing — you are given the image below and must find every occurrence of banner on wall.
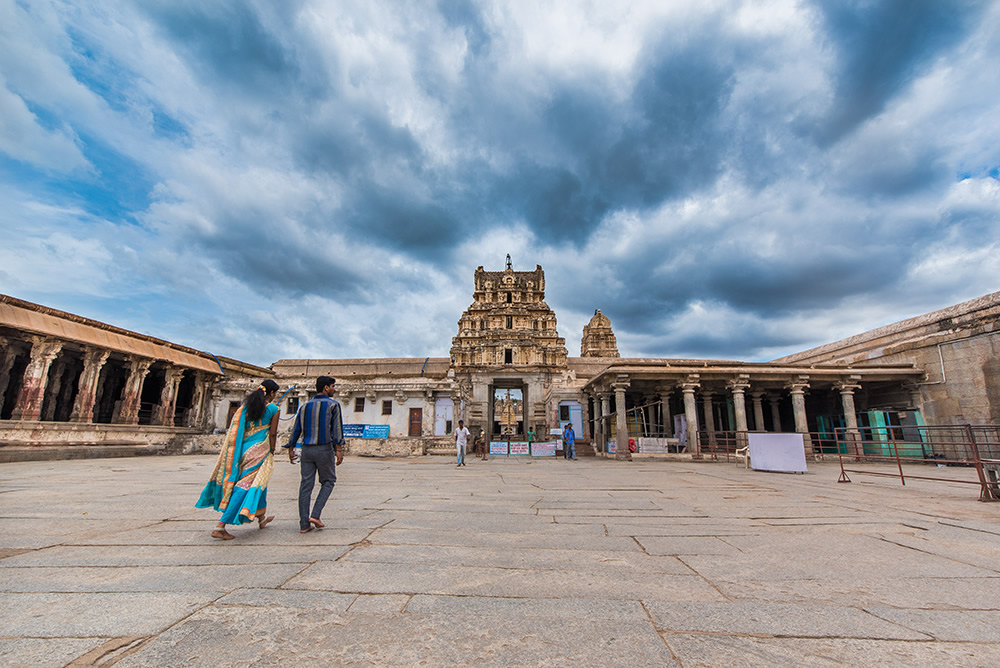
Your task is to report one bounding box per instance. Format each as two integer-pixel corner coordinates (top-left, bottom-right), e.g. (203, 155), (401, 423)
(606, 440), (616, 454)
(489, 441), (509, 455)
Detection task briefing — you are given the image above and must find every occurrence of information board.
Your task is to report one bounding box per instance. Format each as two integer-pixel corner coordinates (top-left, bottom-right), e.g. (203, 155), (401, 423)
(343, 424), (364, 438)
(362, 424), (390, 439)
(748, 433), (807, 473)
(489, 441), (509, 455)
(606, 440), (616, 454)
(531, 441), (557, 457)
(509, 441), (530, 455)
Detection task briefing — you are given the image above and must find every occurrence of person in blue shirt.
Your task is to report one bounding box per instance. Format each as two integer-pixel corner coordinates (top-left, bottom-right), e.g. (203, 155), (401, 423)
(285, 376), (344, 533)
(563, 423), (576, 460)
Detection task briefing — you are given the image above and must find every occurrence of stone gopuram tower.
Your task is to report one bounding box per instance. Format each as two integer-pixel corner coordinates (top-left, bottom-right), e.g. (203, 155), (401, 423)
(580, 309), (620, 357)
(450, 262), (567, 370)
(450, 260), (568, 440)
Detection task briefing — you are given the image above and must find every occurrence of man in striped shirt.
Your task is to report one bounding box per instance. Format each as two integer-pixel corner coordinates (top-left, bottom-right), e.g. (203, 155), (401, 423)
(285, 375), (344, 533)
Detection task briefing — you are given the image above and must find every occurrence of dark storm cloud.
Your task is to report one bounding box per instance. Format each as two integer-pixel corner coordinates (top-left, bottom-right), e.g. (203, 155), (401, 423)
(141, 1), (306, 99)
(811, 0), (986, 145)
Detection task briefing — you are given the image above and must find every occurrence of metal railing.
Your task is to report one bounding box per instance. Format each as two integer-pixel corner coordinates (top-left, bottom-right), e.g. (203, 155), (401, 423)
(699, 425), (1000, 501)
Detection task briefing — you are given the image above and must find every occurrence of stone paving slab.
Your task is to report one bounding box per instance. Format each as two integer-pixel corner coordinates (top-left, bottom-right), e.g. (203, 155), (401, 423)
(340, 543), (692, 575)
(368, 526), (640, 551)
(113, 607), (679, 668)
(866, 608), (1000, 642)
(662, 634), (1000, 667)
(717, 576), (1000, 609)
(0, 544), (350, 567)
(635, 535), (743, 555)
(643, 601), (930, 640)
(286, 560), (726, 601)
(0, 638), (108, 667)
(216, 587), (357, 611)
(0, 592), (216, 636)
(1, 563), (305, 593)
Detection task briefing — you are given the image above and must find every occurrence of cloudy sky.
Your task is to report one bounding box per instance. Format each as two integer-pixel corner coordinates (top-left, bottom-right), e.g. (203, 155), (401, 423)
(1, 0), (998, 367)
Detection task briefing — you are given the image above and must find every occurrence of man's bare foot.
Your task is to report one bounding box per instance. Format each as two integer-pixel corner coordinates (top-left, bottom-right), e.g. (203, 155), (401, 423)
(211, 529), (235, 540)
(257, 515), (274, 530)
(300, 526), (313, 534)
(309, 517), (324, 529)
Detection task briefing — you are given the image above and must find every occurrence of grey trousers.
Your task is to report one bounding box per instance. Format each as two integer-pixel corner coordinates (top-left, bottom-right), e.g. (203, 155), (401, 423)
(299, 444), (337, 530)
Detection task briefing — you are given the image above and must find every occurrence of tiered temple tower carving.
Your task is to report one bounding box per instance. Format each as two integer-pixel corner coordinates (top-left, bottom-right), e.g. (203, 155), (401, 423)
(450, 264), (568, 370)
(580, 309), (620, 357)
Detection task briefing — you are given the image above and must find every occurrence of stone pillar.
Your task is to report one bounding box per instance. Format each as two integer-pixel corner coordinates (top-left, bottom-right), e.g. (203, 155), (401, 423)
(41, 357), (70, 421)
(11, 338), (63, 421)
(156, 366), (185, 426)
(424, 390), (435, 437)
(701, 391), (716, 446)
(751, 391), (766, 432)
(834, 378), (862, 449)
(592, 391), (604, 452)
(70, 350), (112, 423)
(581, 393), (592, 441)
(680, 375), (700, 455)
(786, 377), (811, 454)
(728, 376), (750, 444)
(116, 357), (153, 425)
(613, 375), (631, 461)
(769, 396), (782, 432)
(186, 372), (211, 429)
(599, 392), (611, 453)
(660, 389), (673, 437)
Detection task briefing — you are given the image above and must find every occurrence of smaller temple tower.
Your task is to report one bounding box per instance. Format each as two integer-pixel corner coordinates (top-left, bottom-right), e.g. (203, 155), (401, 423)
(580, 309), (619, 357)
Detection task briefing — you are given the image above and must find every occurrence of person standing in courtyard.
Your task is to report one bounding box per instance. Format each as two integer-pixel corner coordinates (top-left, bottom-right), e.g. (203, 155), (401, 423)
(285, 376), (344, 533)
(455, 419), (470, 467)
(563, 423), (576, 460)
(197, 379), (280, 540)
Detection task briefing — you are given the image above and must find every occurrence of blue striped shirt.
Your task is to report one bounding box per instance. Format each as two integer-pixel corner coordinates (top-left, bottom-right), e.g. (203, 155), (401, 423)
(284, 394), (344, 448)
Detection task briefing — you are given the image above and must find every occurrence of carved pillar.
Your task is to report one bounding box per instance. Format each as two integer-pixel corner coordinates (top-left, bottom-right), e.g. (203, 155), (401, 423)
(11, 338), (63, 421)
(186, 372), (211, 429)
(728, 376), (750, 444)
(156, 366), (185, 426)
(769, 396), (782, 432)
(751, 391), (766, 432)
(834, 377), (862, 450)
(701, 391), (716, 446)
(613, 375), (631, 461)
(41, 357), (69, 421)
(660, 389), (673, 437)
(70, 349), (111, 423)
(680, 375), (700, 455)
(592, 391), (603, 452)
(786, 377), (811, 453)
(116, 357), (153, 425)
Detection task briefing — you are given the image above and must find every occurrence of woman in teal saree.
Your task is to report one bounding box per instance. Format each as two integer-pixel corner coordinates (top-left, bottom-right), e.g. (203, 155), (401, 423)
(197, 379), (280, 540)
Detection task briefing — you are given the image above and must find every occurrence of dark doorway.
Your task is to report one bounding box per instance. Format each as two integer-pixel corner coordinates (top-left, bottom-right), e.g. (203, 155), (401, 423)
(409, 407), (422, 436)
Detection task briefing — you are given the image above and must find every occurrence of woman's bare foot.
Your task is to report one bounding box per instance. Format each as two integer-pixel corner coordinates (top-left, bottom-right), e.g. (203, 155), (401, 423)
(309, 517), (324, 529)
(257, 515), (274, 530)
(211, 529), (235, 540)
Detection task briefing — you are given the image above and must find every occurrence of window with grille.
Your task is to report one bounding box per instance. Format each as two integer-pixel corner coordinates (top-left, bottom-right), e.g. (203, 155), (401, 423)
(382, 400), (392, 415)
(355, 397), (365, 412)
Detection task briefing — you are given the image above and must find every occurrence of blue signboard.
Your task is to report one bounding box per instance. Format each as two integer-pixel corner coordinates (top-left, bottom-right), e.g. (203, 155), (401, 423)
(489, 441), (509, 455)
(344, 424), (390, 439)
(343, 424), (365, 438)
(363, 424), (390, 439)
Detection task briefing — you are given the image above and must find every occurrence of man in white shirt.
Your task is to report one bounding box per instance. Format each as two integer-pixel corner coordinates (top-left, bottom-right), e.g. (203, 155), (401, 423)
(455, 419), (471, 467)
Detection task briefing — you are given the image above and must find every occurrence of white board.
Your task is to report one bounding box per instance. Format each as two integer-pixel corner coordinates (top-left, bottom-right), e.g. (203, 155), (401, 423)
(748, 433), (807, 473)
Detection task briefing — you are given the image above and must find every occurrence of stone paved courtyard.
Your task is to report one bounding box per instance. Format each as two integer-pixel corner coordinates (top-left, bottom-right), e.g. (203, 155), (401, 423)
(1, 454), (999, 667)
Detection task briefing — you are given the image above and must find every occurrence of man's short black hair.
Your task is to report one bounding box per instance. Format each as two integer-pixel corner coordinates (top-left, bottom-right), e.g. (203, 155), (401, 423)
(316, 376), (336, 392)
